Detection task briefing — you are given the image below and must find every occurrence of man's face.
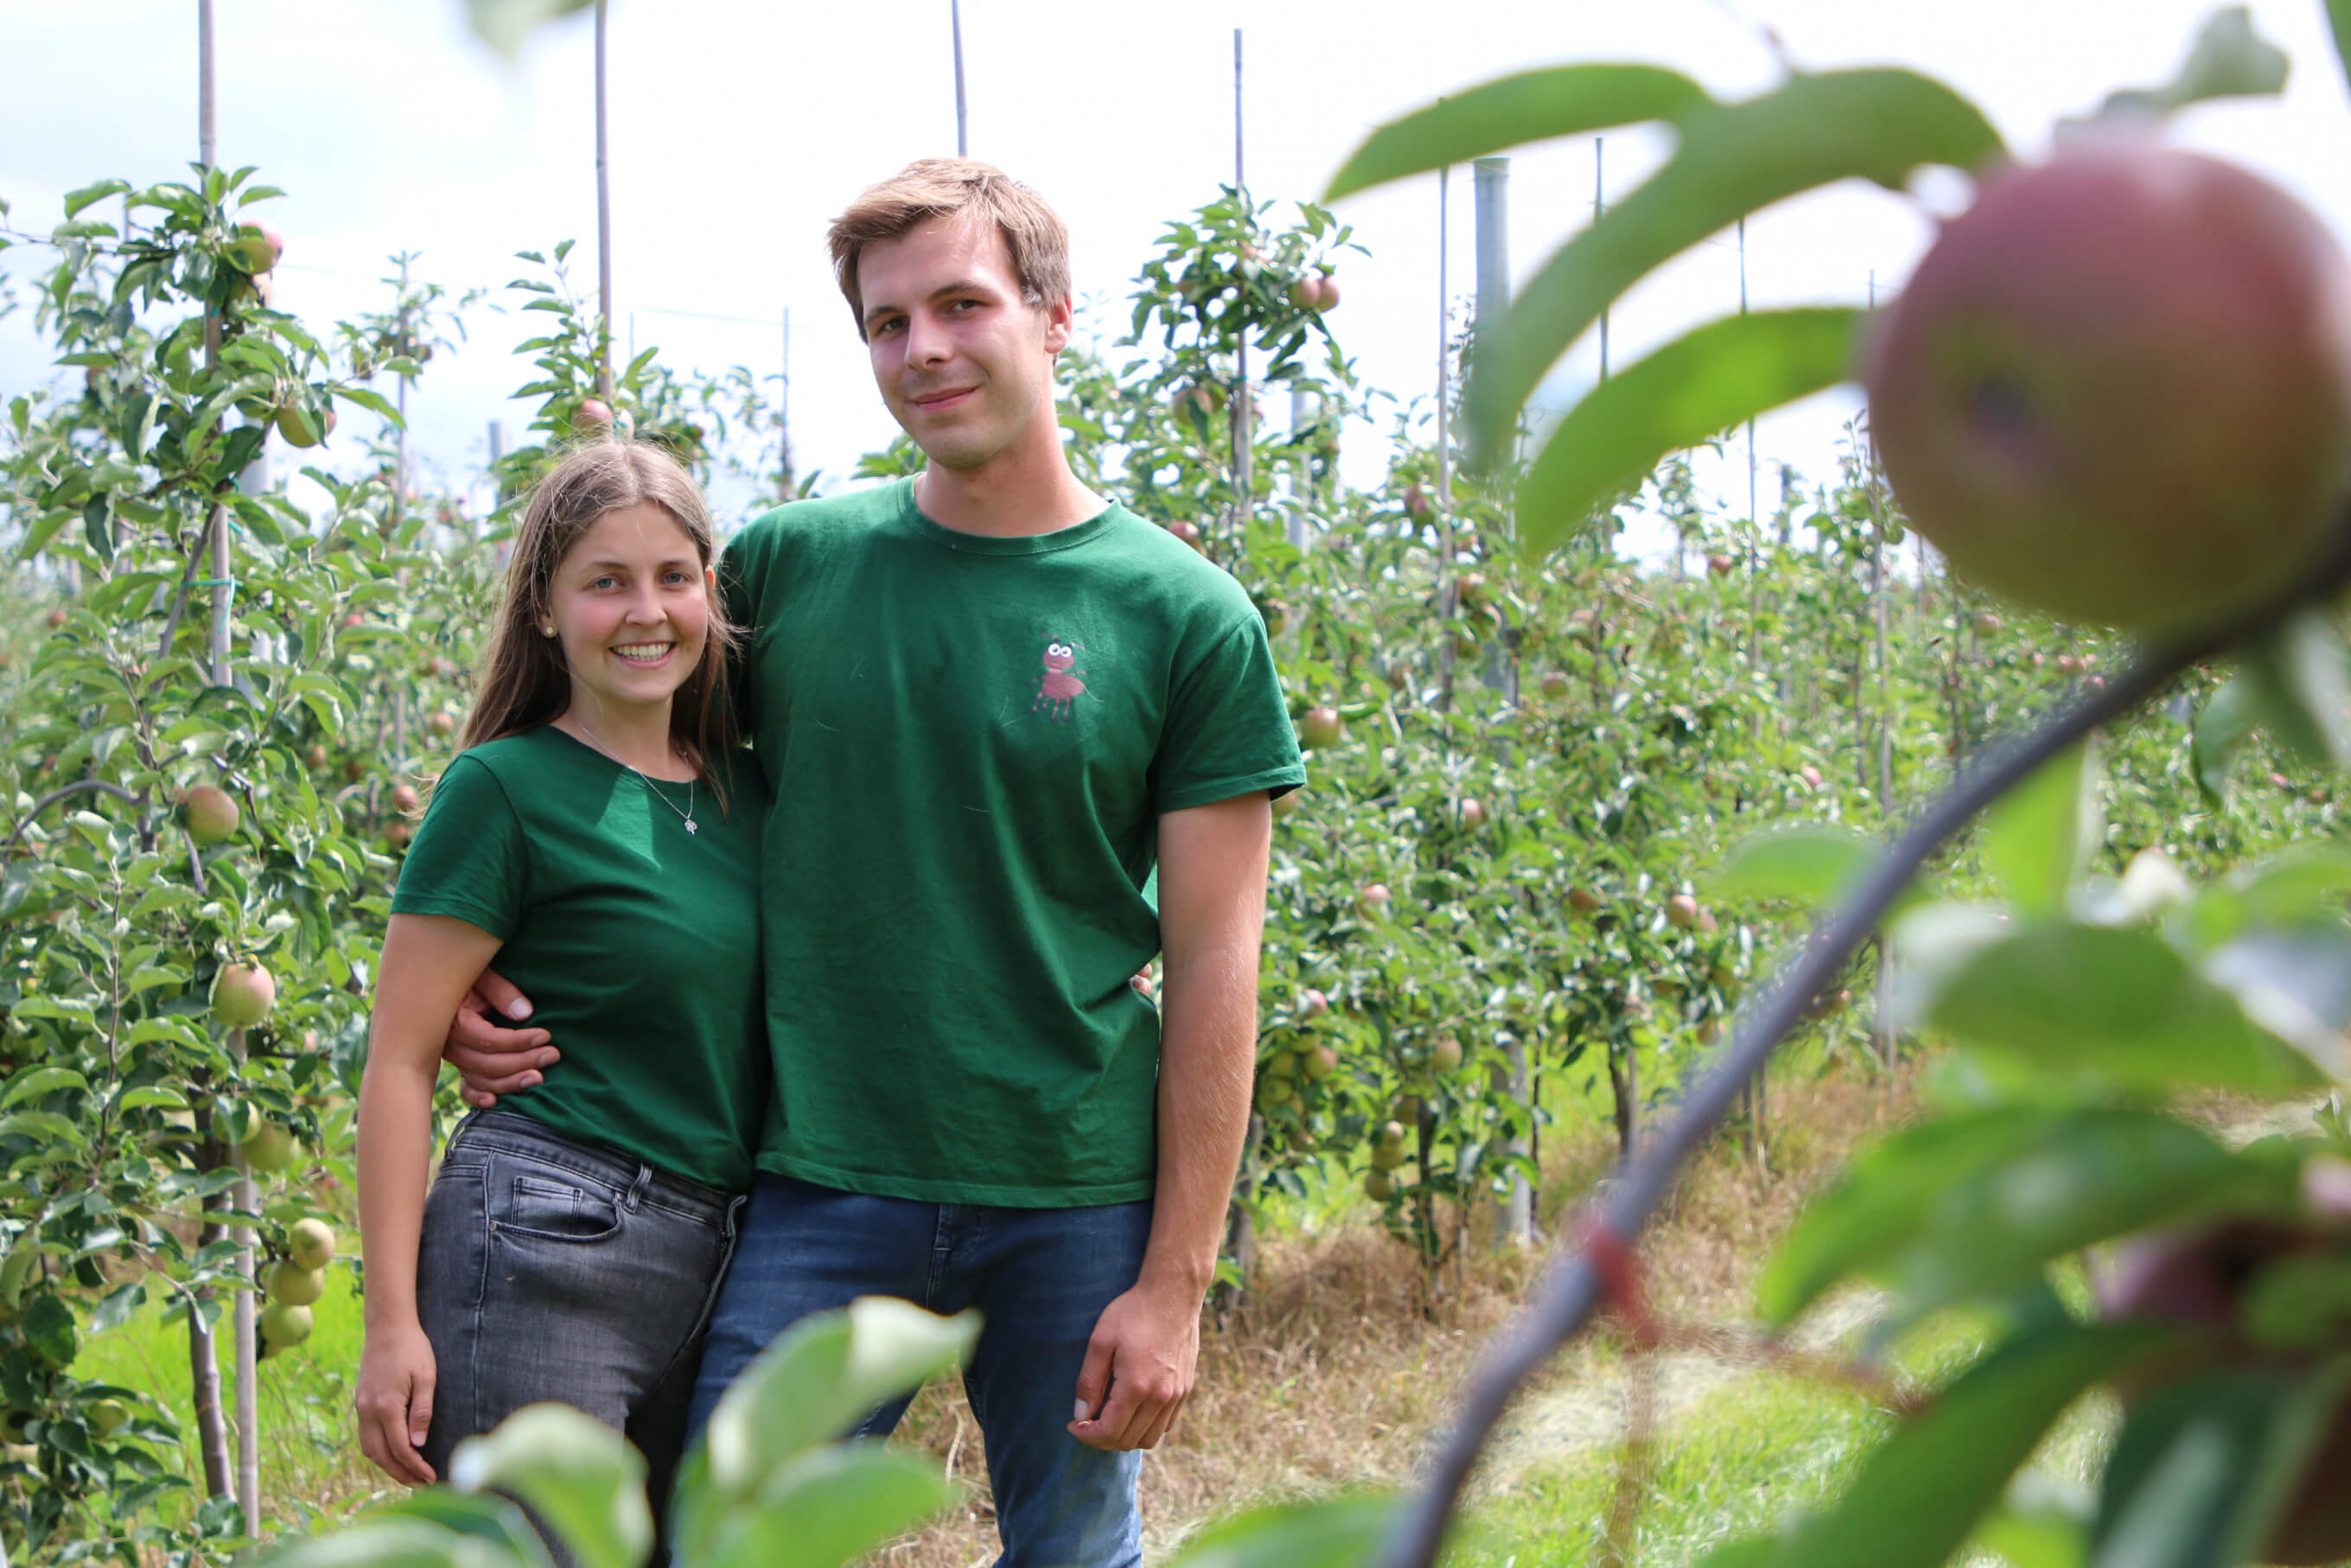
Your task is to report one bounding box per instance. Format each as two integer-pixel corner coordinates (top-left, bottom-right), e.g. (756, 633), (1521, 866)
(857, 212), (1071, 473)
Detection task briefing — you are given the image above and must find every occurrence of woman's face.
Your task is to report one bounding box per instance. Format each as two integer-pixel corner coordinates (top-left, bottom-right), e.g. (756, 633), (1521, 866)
(545, 501), (715, 720)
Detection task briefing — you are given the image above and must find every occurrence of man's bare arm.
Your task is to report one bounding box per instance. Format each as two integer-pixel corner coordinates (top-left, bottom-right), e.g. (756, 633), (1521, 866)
(1070, 791), (1269, 1451)
(443, 969), (557, 1109)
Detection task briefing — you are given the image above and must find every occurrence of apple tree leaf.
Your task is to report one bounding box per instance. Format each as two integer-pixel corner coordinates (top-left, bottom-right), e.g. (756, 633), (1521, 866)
(2187, 841), (2351, 953)
(2070, 6), (2290, 126)
(1749, 1321), (2184, 1568)
(1712, 824), (1879, 909)
(1756, 1106), (2271, 1327)
(1463, 69), (2003, 470)
(447, 1405), (647, 1568)
(1166, 1495), (1405, 1568)
(1972, 1473), (2093, 1568)
(1324, 65), (1712, 201)
(2330, 0), (2351, 99)
(1925, 921), (2329, 1094)
(1978, 738), (2100, 920)
(2089, 1364), (2348, 1568)
(2189, 672), (2262, 804)
(2236, 608), (2351, 769)
(1516, 309), (1862, 558)
(695, 1445), (957, 1568)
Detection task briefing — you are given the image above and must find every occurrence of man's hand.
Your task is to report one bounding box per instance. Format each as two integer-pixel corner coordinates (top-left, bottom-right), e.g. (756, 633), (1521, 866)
(443, 968), (556, 1110)
(1068, 1273), (1200, 1451)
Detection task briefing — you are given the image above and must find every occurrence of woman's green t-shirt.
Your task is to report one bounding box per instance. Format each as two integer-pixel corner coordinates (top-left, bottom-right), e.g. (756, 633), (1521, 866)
(389, 726), (769, 1191)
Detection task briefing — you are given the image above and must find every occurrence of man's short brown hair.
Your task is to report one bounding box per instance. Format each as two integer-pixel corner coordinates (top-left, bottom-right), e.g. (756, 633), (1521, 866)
(828, 159), (1072, 341)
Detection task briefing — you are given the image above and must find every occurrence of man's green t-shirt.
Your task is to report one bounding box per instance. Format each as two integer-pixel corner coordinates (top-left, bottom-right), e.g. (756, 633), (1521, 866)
(390, 727), (771, 1191)
(723, 478), (1304, 1206)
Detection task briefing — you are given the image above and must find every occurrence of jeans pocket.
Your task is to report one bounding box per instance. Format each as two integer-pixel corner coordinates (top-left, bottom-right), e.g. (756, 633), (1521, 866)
(493, 1170), (624, 1244)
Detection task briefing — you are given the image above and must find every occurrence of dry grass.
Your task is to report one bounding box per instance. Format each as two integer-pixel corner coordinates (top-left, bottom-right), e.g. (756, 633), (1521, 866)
(865, 1059), (1921, 1566)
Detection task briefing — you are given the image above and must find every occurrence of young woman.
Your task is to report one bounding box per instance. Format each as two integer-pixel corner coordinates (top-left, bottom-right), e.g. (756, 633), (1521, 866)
(353, 440), (768, 1520)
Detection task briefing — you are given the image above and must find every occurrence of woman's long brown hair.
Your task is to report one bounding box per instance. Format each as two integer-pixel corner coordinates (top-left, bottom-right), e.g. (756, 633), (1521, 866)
(456, 439), (742, 812)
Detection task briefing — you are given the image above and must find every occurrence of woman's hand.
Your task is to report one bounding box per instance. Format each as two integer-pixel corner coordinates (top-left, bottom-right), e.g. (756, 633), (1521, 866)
(355, 1318), (438, 1485)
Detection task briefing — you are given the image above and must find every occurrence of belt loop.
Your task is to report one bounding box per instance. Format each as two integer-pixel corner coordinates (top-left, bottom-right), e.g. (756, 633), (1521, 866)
(625, 1163), (652, 1213)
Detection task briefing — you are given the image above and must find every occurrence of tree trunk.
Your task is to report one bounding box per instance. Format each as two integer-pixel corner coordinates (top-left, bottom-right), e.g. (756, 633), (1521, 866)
(187, 1143), (233, 1501)
(1609, 1043), (1638, 1160)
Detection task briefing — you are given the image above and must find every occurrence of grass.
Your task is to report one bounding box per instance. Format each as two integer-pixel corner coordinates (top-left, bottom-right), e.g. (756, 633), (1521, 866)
(70, 1259), (392, 1536)
(50, 1048), (2134, 1566)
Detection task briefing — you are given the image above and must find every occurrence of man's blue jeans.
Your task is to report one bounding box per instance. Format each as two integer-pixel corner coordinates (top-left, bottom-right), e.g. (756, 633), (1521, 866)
(686, 1174), (1152, 1568)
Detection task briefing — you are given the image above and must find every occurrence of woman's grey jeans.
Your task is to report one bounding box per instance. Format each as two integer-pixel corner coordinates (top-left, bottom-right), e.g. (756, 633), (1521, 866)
(414, 1109), (745, 1555)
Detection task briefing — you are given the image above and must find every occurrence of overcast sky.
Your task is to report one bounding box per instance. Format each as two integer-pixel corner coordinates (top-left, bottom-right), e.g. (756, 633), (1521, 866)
(6, 0), (2349, 547)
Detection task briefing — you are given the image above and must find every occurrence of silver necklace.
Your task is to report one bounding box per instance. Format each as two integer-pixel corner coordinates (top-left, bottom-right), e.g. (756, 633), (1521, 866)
(570, 718), (698, 834)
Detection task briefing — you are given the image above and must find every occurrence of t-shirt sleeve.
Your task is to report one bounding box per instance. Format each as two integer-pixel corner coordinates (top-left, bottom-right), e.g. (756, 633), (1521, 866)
(717, 519), (769, 743)
(1150, 613), (1307, 815)
(389, 752), (528, 940)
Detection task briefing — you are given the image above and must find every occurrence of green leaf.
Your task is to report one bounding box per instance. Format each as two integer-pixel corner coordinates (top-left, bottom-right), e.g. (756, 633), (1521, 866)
(90, 1280), (148, 1335)
(1758, 1107), (2258, 1325)
(1973, 1473), (2092, 1568)
(369, 1490), (557, 1565)
(22, 1292), (80, 1368)
(253, 1518), (509, 1567)
(447, 1405), (648, 1568)
(1324, 65), (1712, 200)
(1516, 309), (1862, 558)
(1927, 922), (2329, 1094)
(1167, 1495), (1404, 1568)
(1465, 69), (2003, 468)
(2331, 0), (2351, 98)
(2076, 7), (2290, 124)
(698, 1446), (956, 1568)
(3, 1067), (90, 1107)
(2188, 841), (2351, 952)
(1979, 739), (2100, 919)
(2237, 608), (2351, 768)
(462, 0), (596, 61)
(2088, 1363), (2348, 1568)
(1754, 1320), (2182, 1568)
(2190, 672), (2260, 802)
(62, 180), (131, 220)
(699, 1297), (978, 1499)
(1712, 824), (1881, 909)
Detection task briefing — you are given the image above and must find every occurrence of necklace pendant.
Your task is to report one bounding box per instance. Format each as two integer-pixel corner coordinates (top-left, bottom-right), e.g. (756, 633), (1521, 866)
(685, 818), (699, 834)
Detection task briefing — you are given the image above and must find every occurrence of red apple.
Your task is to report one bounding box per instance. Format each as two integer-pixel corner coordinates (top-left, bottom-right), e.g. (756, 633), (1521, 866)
(389, 783), (420, 813)
(1299, 988), (1328, 1019)
(1314, 273), (1340, 310)
(1864, 141), (2351, 631)
(1358, 883), (1392, 917)
(1165, 519), (1206, 553)
(1404, 482), (1432, 519)
(1458, 798), (1487, 831)
(574, 398), (615, 434)
(1665, 894), (1700, 930)
(1298, 706), (1345, 750)
(1707, 553), (1736, 577)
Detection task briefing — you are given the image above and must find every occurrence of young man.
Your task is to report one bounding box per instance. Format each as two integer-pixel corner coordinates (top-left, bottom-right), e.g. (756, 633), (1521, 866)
(448, 160), (1302, 1566)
